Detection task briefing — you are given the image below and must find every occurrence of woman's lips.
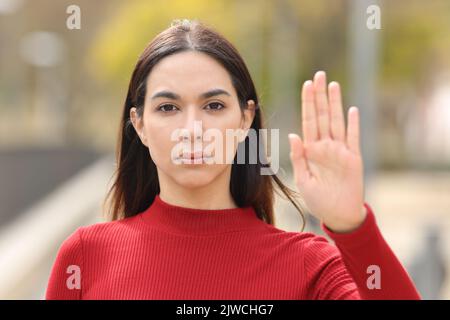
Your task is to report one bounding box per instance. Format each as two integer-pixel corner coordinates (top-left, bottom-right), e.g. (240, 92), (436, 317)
(177, 151), (214, 163)
(182, 151), (204, 160)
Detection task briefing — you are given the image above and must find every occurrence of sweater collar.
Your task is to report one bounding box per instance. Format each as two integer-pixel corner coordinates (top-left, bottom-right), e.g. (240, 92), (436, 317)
(139, 194), (262, 235)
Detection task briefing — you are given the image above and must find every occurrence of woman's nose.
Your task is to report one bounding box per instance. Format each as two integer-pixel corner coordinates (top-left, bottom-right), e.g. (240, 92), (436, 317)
(180, 111), (204, 142)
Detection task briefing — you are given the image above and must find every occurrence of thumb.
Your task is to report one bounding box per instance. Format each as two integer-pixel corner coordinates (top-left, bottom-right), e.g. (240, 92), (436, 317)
(288, 133), (309, 185)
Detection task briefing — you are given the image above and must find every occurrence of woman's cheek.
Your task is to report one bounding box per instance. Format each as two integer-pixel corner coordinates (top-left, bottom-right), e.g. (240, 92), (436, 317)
(145, 130), (169, 163)
(223, 127), (242, 164)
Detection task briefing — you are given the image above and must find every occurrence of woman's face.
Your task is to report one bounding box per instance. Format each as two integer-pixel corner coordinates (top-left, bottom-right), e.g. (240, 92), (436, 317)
(130, 51), (255, 189)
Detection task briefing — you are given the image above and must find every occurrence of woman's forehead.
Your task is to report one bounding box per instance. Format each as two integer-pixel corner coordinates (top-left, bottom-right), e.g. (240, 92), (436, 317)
(146, 51), (235, 97)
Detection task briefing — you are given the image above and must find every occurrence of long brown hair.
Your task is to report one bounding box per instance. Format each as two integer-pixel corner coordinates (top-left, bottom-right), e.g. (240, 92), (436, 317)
(103, 18), (306, 231)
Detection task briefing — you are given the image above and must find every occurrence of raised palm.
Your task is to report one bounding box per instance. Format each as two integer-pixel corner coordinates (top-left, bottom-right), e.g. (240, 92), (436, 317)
(288, 71), (366, 233)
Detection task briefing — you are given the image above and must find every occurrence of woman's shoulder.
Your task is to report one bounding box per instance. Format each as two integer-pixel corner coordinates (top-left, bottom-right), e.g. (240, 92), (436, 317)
(60, 214), (142, 250)
(254, 223), (341, 272)
(260, 222), (335, 252)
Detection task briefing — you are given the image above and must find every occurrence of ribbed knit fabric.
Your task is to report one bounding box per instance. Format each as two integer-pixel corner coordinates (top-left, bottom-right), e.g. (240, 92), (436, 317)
(45, 194), (421, 300)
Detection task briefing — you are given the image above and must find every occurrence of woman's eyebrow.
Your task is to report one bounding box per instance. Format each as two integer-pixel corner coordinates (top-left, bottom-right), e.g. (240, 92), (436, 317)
(151, 90), (180, 101)
(151, 88), (231, 101)
(200, 88), (231, 99)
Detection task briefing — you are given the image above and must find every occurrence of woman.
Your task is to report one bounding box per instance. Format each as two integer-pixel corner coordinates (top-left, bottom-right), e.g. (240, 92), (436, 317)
(46, 19), (421, 300)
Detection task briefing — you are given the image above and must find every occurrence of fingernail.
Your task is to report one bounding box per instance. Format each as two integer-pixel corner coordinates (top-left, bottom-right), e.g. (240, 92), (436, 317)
(288, 134), (297, 156)
(288, 133), (294, 145)
(329, 81), (339, 87)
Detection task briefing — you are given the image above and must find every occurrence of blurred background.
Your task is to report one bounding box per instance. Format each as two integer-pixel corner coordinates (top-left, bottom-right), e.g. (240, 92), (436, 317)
(0, 0), (449, 299)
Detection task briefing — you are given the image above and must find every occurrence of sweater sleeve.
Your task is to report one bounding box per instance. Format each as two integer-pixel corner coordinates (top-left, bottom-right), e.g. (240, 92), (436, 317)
(304, 203), (421, 300)
(45, 227), (84, 300)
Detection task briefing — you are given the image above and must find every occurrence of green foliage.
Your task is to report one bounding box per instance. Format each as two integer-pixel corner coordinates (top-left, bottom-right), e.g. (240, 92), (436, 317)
(380, 0), (450, 88)
(87, 0), (241, 85)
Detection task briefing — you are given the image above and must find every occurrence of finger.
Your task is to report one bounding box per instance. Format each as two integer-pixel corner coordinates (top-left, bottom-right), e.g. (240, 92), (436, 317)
(346, 106), (360, 154)
(313, 71), (331, 139)
(301, 80), (318, 144)
(328, 81), (346, 142)
(288, 133), (309, 184)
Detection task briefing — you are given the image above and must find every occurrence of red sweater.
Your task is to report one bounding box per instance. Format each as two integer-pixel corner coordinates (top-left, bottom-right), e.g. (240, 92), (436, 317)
(45, 194), (421, 300)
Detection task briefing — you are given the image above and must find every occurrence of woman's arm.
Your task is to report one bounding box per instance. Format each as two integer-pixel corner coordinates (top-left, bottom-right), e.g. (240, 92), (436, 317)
(288, 71), (420, 299)
(288, 70), (367, 234)
(45, 227), (83, 300)
(305, 202), (421, 300)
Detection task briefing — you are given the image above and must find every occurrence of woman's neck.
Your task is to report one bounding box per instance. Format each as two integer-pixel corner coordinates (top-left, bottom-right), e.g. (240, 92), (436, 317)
(157, 167), (237, 210)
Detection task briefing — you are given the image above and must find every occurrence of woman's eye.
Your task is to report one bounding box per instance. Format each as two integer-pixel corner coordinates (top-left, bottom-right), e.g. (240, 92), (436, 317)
(204, 102), (225, 111)
(158, 104), (179, 112)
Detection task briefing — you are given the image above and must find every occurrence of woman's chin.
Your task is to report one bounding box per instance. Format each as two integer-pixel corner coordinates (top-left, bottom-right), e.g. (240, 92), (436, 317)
(173, 172), (216, 189)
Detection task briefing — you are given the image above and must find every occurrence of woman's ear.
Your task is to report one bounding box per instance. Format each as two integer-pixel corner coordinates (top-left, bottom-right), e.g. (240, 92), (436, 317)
(130, 107), (148, 146)
(238, 100), (257, 142)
